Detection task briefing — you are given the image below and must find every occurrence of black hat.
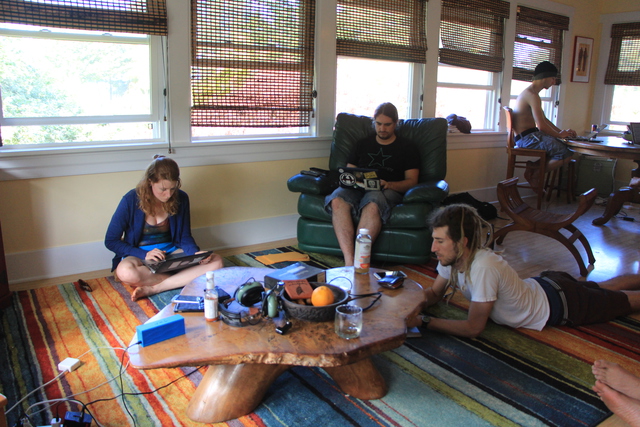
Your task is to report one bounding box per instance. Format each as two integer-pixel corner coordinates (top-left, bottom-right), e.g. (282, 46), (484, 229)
(533, 61), (558, 80)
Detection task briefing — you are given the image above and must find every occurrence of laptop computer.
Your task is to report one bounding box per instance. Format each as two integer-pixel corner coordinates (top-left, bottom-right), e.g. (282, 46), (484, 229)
(143, 250), (214, 274)
(338, 167), (381, 191)
(630, 123), (640, 145)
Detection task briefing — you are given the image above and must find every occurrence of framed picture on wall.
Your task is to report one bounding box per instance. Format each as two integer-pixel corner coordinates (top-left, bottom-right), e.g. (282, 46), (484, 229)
(571, 36), (594, 83)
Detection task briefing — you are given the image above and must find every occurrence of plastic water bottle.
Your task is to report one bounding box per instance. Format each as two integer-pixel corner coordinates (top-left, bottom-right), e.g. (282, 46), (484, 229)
(354, 228), (372, 274)
(204, 271), (219, 322)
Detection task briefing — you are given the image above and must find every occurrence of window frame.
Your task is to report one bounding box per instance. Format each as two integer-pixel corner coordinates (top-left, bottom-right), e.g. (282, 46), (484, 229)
(0, 0), (579, 182)
(436, 64), (501, 132)
(592, 11), (640, 131)
(0, 25), (167, 149)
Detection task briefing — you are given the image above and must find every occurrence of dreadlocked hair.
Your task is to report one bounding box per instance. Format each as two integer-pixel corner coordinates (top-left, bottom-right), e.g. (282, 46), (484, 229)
(429, 203), (494, 301)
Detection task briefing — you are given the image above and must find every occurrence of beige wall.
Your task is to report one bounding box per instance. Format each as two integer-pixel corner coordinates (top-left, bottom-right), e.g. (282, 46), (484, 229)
(0, 157), (319, 255)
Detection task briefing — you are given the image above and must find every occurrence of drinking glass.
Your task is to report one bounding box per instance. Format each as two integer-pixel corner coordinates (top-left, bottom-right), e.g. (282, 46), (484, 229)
(334, 304), (363, 339)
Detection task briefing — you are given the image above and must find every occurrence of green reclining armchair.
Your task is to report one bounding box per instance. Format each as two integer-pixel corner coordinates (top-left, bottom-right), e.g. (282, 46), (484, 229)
(287, 113), (449, 264)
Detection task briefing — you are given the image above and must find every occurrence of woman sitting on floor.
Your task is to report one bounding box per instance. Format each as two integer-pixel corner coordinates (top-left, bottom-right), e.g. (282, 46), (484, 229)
(105, 155), (222, 301)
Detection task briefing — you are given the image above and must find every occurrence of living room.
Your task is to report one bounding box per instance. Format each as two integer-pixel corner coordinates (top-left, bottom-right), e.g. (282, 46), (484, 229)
(0, 0), (638, 288)
(3, 1), (640, 426)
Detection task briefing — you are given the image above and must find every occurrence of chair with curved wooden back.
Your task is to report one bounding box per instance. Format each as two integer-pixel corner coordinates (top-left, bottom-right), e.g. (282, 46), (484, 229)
(503, 106), (547, 209)
(495, 177), (597, 277)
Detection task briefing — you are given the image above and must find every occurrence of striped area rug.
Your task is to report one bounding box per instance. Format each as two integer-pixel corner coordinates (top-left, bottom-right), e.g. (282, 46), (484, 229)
(1, 246), (638, 426)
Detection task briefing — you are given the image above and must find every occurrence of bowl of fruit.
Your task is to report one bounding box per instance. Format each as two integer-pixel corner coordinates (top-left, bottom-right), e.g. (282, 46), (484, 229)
(281, 282), (348, 322)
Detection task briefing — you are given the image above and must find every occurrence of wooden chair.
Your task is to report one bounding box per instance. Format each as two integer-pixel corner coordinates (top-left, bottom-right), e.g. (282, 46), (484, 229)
(495, 177), (597, 277)
(503, 106), (547, 209)
(544, 159), (577, 204)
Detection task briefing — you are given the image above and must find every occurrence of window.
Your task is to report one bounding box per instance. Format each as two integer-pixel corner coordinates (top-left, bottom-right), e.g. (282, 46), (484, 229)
(512, 6), (569, 83)
(0, 24), (163, 146)
(336, 57), (412, 119)
(0, 0), (168, 147)
(436, 65), (499, 131)
(335, 0), (426, 119)
(190, 0), (316, 139)
(504, 6), (569, 128)
(437, 0), (510, 131)
(602, 22), (640, 131)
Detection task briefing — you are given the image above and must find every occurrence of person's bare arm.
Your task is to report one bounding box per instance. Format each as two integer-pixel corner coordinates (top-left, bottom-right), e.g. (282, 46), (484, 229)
(381, 168), (419, 192)
(425, 300), (494, 338)
(525, 90), (576, 138)
(407, 274), (494, 338)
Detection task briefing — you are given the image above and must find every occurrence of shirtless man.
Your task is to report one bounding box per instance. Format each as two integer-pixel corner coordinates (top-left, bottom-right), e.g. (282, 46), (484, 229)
(513, 61), (576, 191)
(593, 360), (640, 426)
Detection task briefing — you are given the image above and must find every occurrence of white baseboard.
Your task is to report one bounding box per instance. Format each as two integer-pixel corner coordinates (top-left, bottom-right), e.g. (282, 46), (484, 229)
(6, 214), (299, 285)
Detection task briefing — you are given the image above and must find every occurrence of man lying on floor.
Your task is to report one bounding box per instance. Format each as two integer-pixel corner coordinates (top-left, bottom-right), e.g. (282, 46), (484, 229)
(408, 204), (640, 337)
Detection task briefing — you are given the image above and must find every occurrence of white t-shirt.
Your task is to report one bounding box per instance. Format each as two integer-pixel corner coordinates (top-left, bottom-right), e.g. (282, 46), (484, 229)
(437, 249), (550, 330)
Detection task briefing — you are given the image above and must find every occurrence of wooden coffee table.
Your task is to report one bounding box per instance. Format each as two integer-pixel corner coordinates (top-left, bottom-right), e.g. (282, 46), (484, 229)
(128, 266), (426, 423)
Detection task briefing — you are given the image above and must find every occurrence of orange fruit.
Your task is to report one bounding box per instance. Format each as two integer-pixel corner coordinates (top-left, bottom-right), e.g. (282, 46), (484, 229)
(311, 286), (335, 306)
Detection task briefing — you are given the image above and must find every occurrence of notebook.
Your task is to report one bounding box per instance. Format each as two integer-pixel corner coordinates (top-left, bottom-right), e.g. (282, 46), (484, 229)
(143, 250), (214, 274)
(338, 167), (381, 191)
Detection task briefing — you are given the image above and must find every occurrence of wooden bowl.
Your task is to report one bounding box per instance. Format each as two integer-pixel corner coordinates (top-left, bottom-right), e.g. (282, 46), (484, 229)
(281, 283), (348, 322)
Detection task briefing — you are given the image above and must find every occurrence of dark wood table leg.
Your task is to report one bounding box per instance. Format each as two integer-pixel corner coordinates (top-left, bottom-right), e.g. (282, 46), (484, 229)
(323, 357), (388, 399)
(187, 363), (290, 423)
(592, 160), (640, 226)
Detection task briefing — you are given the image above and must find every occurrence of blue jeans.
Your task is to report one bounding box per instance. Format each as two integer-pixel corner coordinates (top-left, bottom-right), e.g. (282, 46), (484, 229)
(516, 131), (572, 160)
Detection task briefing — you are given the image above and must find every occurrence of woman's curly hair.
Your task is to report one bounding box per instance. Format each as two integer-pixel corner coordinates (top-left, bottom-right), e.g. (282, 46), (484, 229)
(135, 155), (181, 217)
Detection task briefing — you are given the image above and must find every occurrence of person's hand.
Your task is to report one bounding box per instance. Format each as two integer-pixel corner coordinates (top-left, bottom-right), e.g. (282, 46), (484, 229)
(145, 248), (165, 262)
(380, 180), (392, 190)
(407, 314), (423, 328)
(559, 129), (577, 139)
(197, 251), (216, 264)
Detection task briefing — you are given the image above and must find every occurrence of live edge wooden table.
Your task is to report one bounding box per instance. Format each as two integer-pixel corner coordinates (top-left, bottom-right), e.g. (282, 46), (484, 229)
(128, 266), (426, 423)
(565, 136), (640, 225)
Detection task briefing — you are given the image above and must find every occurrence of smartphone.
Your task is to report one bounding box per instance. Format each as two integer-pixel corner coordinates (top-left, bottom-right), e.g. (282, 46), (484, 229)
(378, 275), (404, 289)
(373, 271), (407, 280)
(171, 295), (204, 304)
(374, 270), (407, 289)
(173, 302), (204, 313)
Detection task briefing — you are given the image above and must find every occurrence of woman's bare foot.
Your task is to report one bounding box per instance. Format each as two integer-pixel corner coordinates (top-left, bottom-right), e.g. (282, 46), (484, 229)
(594, 380), (640, 427)
(593, 360), (640, 401)
(131, 285), (159, 302)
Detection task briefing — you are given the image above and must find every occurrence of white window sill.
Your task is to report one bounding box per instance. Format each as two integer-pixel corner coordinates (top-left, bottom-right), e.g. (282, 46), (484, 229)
(0, 136), (333, 181)
(0, 131), (507, 181)
(446, 131), (506, 150)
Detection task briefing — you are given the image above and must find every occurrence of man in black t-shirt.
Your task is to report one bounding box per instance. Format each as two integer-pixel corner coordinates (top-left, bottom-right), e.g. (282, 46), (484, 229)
(324, 102), (420, 266)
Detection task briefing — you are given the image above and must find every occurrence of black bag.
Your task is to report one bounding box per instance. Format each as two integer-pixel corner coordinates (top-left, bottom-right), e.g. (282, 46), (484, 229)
(442, 192), (498, 221)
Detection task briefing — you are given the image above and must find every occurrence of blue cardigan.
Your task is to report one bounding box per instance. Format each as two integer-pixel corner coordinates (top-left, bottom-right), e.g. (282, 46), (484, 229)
(105, 189), (200, 271)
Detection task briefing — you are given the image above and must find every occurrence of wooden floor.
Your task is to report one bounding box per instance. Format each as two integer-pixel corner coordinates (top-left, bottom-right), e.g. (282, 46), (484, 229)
(491, 196), (640, 283)
(491, 195), (639, 427)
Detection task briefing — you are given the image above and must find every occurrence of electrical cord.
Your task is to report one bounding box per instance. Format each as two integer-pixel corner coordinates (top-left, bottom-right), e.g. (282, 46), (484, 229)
(85, 366), (203, 405)
(6, 371), (66, 415)
(23, 398), (103, 427)
(10, 345), (132, 425)
(9, 337), (204, 426)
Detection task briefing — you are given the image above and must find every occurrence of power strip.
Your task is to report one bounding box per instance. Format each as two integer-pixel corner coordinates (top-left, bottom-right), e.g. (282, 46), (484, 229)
(58, 358), (82, 373)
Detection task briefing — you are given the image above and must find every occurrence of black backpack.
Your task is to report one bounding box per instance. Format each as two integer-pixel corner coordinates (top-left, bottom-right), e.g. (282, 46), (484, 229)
(441, 192), (498, 221)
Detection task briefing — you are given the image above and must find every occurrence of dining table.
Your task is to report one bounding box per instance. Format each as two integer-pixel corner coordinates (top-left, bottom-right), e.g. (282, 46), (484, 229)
(565, 135), (640, 225)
